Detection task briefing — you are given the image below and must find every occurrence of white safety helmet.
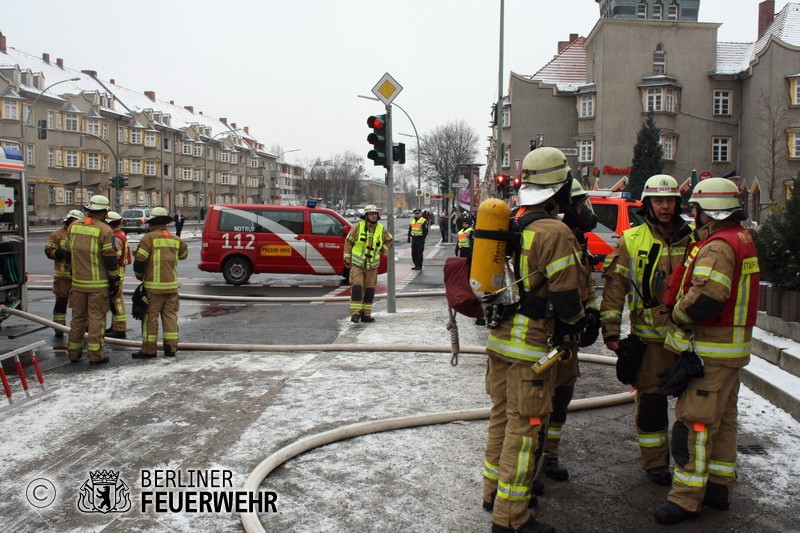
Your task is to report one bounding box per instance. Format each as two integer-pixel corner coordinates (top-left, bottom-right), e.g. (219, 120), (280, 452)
(363, 204), (379, 214)
(689, 177), (742, 220)
(85, 194), (110, 212)
(641, 174), (681, 200)
(518, 147), (571, 206)
(106, 211), (122, 222)
(146, 206), (170, 222)
(62, 209), (84, 223)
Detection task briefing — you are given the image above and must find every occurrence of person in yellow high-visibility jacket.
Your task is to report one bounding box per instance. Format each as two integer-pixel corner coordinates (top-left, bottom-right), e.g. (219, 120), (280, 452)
(407, 208), (428, 270)
(455, 217), (473, 258)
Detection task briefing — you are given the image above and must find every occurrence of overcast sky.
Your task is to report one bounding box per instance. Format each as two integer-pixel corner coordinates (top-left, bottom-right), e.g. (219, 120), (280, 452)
(1, 1), (791, 176)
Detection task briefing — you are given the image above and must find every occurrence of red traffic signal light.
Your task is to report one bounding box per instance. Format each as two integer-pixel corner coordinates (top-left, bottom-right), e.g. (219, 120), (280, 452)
(367, 115), (386, 130)
(495, 174), (507, 187)
(512, 176), (522, 189)
(367, 114), (389, 168)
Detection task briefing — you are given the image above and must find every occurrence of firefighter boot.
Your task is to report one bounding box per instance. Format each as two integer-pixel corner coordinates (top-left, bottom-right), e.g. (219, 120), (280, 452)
(359, 311), (375, 323)
(105, 328), (127, 339)
(544, 459), (569, 481)
(653, 501), (698, 525)
(647, 466), (672, 485)
(163, 343), (176, 357)
(703, 481), (731, 510)
(491, 515), (555, 533)
(132, 351), (157, 359)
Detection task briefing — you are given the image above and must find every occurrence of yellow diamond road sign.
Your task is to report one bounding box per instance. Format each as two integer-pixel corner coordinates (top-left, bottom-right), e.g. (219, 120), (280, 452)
(371, 73), (403, 105)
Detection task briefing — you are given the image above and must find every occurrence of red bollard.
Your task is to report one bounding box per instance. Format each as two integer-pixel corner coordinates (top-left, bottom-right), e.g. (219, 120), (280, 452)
(14, 355), (31, 398)
(0, 367), (11, 404)
(31, 354), (46, 390)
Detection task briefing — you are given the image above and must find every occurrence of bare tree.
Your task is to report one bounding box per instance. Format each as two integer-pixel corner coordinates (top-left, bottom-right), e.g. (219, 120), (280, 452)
(419, 119), (480, 214)
(298, 152), (363, 209)
(758, 90), (790, 204)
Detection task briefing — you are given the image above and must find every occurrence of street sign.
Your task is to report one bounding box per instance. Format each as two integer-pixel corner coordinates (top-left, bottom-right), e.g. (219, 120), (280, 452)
(430, 194), (442, 199)
(444, 193), (454, 199)
(371, 73), (403, 106)
(558, 147), (579, 157)
(699, 171), (712, 179)
(415, 189), (423, 197)
(424, 192), (431, 198)
(514, 159), (521, 175)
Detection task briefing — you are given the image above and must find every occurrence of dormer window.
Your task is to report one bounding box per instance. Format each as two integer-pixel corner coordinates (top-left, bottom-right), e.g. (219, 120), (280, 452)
(653, 1), (663, 20)
(668, 1), (678, 20)
(653, 44), (667, 74)
(637, 1), (647, 19)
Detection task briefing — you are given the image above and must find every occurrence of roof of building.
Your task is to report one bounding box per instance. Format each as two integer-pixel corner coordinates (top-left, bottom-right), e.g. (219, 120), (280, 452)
(716, 2), (800, 75)
(525, 37), (587, 92)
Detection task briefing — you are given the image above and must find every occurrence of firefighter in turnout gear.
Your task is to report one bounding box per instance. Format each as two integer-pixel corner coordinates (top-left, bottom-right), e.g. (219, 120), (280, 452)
(455, 217), (474, 258)
(44, 209), (83, 337)
(654, 178), (760, 525)
(343, 204), (393, 323)
(483, 147), (584, 533)
(105, 211), (131, 339)
(66, 196), (120, 365)
(543, 179), (600, 482)
(131, 207), (188, 359)
(600, 174), (695, 485)
(407, 208), (428, 270)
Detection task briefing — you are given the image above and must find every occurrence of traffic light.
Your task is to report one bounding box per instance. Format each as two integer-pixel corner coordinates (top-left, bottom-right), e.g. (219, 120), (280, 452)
(367, 114), (388, 168)
(392, 142), (406, 164)
(118, 175), (128, 188)
(511, 175), (522, 190)
(37, 119), (47, 140)
(495, 174), (508, 199)
(108, 175), (118, 188)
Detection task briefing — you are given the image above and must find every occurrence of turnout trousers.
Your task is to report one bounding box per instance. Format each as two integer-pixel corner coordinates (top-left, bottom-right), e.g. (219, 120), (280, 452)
(667, 365), (741, 513)
(348, 265), (378, 318)
(67, 289), (109, 362)
(545, 345), (579, 460)
(483, 351), (554, 530)
(52, 278), (71, 326)
(635, 342), (678, 470)
(141, 292), (180, 356)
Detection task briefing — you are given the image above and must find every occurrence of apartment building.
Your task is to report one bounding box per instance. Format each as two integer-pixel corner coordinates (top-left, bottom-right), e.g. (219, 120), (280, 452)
(0, 33), (297, 223)
(494, 0), (800, 220)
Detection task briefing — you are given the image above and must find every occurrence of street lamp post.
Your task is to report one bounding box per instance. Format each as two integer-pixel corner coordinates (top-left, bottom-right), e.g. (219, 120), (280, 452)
(20, 77), (81, 139)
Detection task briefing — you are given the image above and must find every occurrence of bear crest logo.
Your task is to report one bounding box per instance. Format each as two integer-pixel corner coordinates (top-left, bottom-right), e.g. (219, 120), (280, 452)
(77, 469), (131, 514)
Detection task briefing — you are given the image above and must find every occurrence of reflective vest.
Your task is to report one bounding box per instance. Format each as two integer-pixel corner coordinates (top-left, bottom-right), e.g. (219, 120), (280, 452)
(666, 226), (759, 360)
(456, 227), (472, 249)
(410, 217), (426, 237)
(621, 224), (691, 341)
(113, 228), (132, 267)
(350, 221), (384, 269)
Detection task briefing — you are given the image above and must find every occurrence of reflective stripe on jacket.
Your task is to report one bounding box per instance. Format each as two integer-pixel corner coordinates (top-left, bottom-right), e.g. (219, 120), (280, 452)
(409, 217), (426, 237)
(45, 226), (71, 279)
(666, 221), (759, 362)
(349, 221), (385, 269)
(68, 216), (119, 291)
(456, 228), (472, 249)
(113, 228), (132, 267)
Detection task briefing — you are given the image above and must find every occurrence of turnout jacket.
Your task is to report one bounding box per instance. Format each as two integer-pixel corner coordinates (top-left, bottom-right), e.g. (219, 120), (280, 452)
(344, 220), (393, 269)
(45, 226), (72, 280)
(601, 215), (693, 342)
(487, 205), (585, 362)
(664, 219), (759, 367)
(133, 224), (188, 294)
(112, 227), (132, 267)
(68, 216), (120, 292)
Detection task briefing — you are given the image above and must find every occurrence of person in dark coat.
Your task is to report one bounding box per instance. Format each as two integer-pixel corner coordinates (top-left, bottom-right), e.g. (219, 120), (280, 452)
(173, 209), (186, 237)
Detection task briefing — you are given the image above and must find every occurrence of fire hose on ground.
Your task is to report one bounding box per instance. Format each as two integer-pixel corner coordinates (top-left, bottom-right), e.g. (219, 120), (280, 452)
(3, 297), (632, 533)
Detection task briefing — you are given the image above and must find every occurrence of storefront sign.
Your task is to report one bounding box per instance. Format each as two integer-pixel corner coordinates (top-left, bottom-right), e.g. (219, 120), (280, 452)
(603, 165), (631, 175)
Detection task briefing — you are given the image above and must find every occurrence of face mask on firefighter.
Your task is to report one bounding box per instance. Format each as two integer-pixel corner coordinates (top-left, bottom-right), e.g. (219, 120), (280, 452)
(563, 195), (597, 233)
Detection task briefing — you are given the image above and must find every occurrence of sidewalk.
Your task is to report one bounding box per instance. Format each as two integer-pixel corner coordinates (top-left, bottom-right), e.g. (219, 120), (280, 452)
(0, 246), (798, 532)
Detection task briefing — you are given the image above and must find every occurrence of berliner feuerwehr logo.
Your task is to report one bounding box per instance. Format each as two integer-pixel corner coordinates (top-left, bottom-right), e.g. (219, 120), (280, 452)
(77, 469), (132, 514)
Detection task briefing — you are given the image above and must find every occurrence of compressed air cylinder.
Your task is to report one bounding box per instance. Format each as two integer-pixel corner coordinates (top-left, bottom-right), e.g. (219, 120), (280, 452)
(469, 198), (511, 297)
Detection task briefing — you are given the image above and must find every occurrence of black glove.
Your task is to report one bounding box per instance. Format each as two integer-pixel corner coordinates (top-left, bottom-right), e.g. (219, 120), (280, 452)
(131, 283), (149, 321)
(54, 249), (71, 261)
(579, 308), (601, 347)
(558, 344), (576, 362)
(108, 276), (120, 300)
(614, 335), (647, 385)
(553, 316), (586, 347)
(407, 237), (411, 243)
(657, 349), (704, 398)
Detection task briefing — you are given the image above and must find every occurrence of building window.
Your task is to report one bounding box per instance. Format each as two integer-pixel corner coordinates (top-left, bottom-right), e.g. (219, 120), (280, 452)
(664, 88), (676, 112)
(502, 145), (510, 168)
(502, 107), (510, 128)
(163, 163), (171, 177)
(653, 44), (666, 74)
(48, 147), (55, 167)
(145, 161), (157, 176)
(230, 153), (238, 165)
(48, 186), (55, 205)
(579, 94), (595, 118)
(163, 136), (171, 151)
(65, 113), (79, 132)
(102, 122), (108, 141)
(251, 157), (260, 168)
(183, 167), (193, 181)
(25, 144), (34, 165)
(87, 153), (100, 170)
(145, 132), (157, 148)
(87, 119), (100, 137)
(713, 90), (732, 116)
(65, 189), (73, 205)
(579, 140), (594, 163)
(194, 169), (202, 182)
(3, 99), (19, 120)
(668, 1), (678, 20)
(789, 131), (800, 158)
(130, 129), (142, 144)
(660, 134), (676, 160)
(637, 1), (647, 18)
(221, 150), (231, 163)
(130, 159), (142, 174)
(221, 172), (230, 185)
(653, 1), (663, 20)
(102, 155), (109, 173)
(23, 104), (32, 125)
(647, 88), (663, 112)
(193, 143), (203, 157)
(712, 137), (730, 163)
(182, 142), (193, 155)
(65, 150), (79, 168)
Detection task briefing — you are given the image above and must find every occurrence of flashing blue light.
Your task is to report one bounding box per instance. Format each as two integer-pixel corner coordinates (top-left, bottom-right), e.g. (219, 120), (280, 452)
(620, 191), (631, 199)
(307, 199), (317, 208)
(1, 146), (23, 161)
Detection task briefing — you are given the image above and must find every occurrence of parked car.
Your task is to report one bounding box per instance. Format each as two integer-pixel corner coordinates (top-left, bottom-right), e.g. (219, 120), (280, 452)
(121, 206), (152, 234)
(585, 191), (644, 270)
(198, 202), (388, 285)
